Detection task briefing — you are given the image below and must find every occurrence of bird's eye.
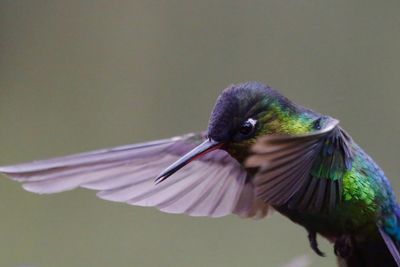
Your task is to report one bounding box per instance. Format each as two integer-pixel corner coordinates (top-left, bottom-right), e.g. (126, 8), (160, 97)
(313, 117), (326, 130)
(238, 118), (257, 136)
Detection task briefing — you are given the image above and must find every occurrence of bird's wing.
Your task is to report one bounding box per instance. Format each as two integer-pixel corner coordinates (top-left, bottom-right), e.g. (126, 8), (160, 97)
(0, 133), (266, 218)
(246, 118), (354, 212)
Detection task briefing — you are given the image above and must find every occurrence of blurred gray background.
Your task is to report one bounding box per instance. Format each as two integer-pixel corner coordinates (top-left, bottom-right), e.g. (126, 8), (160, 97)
(1, 1), (400, 267)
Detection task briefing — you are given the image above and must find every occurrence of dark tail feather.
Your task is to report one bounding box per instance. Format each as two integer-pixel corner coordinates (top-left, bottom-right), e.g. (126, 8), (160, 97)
(379, 227), (400, 266)
(337, 230), (400, 267)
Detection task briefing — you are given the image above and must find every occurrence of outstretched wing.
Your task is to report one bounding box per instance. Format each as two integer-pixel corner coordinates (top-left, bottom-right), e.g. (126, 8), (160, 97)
(0, 133), (266, 218)
(246, 117), (354, 212)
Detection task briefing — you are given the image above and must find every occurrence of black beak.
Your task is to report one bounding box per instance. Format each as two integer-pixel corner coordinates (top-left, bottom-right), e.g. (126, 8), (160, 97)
(155, 138), (222, 184)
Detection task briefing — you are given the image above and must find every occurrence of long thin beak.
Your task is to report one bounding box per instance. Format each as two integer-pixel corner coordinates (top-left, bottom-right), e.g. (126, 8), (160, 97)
(155, 138), (223, 184)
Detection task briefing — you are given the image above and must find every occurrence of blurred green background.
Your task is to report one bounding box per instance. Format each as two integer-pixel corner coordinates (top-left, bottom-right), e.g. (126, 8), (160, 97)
(1, 1), (400, 267)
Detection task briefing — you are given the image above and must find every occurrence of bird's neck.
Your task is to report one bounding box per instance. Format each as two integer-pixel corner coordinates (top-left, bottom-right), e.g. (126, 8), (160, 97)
(260, 101), (316, 135)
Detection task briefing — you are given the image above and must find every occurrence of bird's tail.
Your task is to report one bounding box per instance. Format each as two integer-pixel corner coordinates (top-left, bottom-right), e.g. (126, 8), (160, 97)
(338, 208), (400, 267)
(337, 234), (398, 267)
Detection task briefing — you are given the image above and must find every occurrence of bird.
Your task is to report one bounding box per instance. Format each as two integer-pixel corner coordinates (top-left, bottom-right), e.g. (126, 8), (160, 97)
(0, 81), (399, 267)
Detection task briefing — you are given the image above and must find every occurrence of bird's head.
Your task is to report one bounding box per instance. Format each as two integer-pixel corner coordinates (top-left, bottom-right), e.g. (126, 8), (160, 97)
(155, 81), (319, 183)
(206, 82), (320, 162)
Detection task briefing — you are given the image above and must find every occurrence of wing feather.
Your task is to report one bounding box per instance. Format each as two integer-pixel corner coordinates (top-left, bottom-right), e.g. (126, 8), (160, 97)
(246, 117), (354, 212)
(0, 133), (262, 218)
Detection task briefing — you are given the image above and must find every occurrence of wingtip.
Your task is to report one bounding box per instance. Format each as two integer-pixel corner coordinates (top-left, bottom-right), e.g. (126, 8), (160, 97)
(0, 163), (36, 174)
(0, 165), (16, 174)
(22, 183), (43, 194)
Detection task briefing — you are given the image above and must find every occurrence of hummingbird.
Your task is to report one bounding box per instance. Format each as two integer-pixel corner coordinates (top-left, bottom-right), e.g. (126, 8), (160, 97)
(1, 82), (399, 266)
